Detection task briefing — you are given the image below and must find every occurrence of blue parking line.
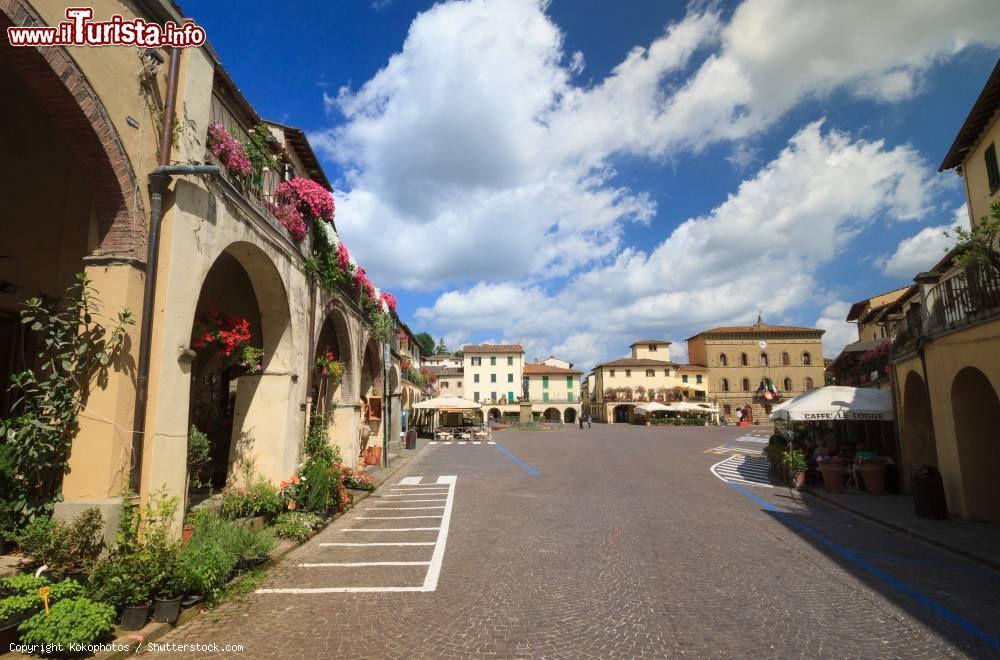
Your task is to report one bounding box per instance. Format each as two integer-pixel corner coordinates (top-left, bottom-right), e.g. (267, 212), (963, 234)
(493, 442), (541, 476)
(728, 483), (1000, 650)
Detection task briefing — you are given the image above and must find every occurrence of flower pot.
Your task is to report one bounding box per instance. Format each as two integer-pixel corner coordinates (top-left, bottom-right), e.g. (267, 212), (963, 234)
(181, 524), (194, 542)
(0, 608), (38, 647)
(180, 594), (203, 608)
(152, 597), (182, 624)
(120, 602), (151, 631)
(859, 463), (887, 494)
(792, 470), (807, 490)
(819, 462), (846, 494)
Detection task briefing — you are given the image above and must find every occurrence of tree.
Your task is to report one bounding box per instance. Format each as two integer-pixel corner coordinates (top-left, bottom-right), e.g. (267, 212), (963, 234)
(414, 332), (435, 356)
(435, 338), (448, 355)
(951, 199), (1000, 278)
(453, 349), (464, 359)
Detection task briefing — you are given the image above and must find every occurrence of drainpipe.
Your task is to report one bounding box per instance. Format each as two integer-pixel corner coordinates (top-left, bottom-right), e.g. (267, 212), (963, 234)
(130, 46), (224, 491)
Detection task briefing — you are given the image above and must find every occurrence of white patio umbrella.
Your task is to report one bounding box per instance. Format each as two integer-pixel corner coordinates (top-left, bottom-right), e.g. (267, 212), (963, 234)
(768, 386), (894, 421)
(634, 401), (671, 415)
(669, 401), (714, 414)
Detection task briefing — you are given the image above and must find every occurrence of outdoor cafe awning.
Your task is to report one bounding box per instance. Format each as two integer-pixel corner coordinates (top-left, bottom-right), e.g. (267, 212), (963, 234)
(634, 402), (671, 415)
(769, 386), (894, 422)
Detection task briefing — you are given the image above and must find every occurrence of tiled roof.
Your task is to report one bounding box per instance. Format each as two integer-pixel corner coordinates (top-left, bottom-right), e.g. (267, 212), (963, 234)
(687, 324), (823, 339)
(463, 344), (524, 354)
(676, 364), (709, 371)
(524, 363), (582, 375)
(596, 358), (678, 368)
(629, 339), (672, 346)
(940, 58), (1000, 171)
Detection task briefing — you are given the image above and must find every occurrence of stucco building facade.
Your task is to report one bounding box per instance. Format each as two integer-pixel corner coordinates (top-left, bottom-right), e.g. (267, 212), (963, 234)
(686, 322), (825, 423)
(882, 59), (1000, 523)
(0, 0), (419, 533)
(582, 340), (710, 423)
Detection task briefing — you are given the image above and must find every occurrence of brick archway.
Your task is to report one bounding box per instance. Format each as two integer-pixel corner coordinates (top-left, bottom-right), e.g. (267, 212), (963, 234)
(1, 2), (144, 259)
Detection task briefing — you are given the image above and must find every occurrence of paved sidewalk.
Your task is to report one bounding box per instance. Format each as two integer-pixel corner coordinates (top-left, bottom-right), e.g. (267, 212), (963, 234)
(805, 488), (1000, 570)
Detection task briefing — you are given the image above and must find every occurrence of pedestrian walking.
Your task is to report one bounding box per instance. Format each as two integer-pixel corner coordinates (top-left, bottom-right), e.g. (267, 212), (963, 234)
(586, 414), (592, 428)
(578, 414), (584, 429)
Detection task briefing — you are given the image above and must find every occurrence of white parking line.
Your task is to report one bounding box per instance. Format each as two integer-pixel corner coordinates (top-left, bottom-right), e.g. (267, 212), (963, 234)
(341, 527), (440, 532)
(356, 515), (442, 520)
(319, 542), (436, 547)
(710, 455), (773, 488)
(374, 498), (445, 503)
(260, 475), (458, 594)
(373, 506), (445, 510)
(297, 561), (431, 567)
(381, 493), (447, 498)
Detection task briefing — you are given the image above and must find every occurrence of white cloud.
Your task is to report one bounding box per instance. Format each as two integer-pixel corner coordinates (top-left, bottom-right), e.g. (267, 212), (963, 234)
(815, 301), (857, 357)
(417, 123), (936, 367)
(313, 0), (997, 367)
(879, 204), (967, 278)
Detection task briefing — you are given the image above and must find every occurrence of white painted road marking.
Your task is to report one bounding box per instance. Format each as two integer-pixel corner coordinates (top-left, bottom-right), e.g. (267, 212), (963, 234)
(340, 527), (440, 532)
(319, 542), (436, 547)
(298, 561), (431, 567)
(710, 455), (773, 488)
(259, 475), (459, 594)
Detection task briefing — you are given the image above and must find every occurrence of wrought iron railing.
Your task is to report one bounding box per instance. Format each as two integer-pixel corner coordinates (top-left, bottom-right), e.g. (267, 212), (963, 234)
(892, 306), (924, 351)
(208, 94), (289, 230)
(926, 269), (1000, 332)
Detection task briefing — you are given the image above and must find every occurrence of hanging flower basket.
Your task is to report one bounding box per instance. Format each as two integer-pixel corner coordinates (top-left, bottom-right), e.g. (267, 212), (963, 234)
(192, 308), (261, 372)
(207, 123), (253, 178)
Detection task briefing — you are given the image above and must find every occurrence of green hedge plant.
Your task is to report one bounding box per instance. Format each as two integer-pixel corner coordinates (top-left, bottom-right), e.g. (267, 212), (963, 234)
(18, 598), (115, 649)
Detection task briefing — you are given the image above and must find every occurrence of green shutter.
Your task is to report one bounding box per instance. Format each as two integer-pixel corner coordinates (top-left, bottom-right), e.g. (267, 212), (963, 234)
(543, 376), (549, 388)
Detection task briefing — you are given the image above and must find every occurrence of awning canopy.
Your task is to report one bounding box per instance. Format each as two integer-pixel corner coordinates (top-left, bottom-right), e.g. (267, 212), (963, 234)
(769, 386), (894, 422)
(412, 396), (482, 411)
(634, 402), (671, 414)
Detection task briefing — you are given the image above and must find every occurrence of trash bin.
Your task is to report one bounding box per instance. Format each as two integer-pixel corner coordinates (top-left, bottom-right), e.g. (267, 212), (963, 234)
(405, 429), (417, 450)
(911, 464), (948, 519)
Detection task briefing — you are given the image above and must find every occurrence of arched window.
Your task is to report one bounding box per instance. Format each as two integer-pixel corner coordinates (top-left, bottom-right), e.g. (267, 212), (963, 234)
(781, 352), (790, 366)
(802, 351), (812, 366)
(721, 378), (730, 392)
(719, 353), (728, 367)
(760, 352), (769, 367)
(740, 352), (748, 366)
(804, 377), (814, 390)
(742, 378), (751, 392)
(783, 377), (792, 391)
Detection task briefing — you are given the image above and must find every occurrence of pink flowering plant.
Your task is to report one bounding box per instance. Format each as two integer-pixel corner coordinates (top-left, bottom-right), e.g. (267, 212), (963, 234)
(274, 203), (307, 242)
(379, 292), (397, 312)
(207, 122), (253, 178)
(275, 177), (335, 224)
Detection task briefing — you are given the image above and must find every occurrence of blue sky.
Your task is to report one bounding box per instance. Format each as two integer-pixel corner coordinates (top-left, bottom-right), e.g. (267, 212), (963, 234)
(184, 0), (1000, 367)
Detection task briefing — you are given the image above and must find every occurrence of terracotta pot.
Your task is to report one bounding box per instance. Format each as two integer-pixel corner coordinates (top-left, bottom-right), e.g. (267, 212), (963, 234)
(181, 524), (194, 542)
(819, 462), (846, 494)
(792, 470), (807, 490)
(859, 463), (887, 494)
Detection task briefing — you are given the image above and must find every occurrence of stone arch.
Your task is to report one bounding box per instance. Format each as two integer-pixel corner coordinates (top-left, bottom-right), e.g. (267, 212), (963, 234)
(187, 242), (293, 488)
(487, 407), (502, 420)
(544, 407), (562, 422)
(315, 304), (356, 403)
(564, 407), (577, 424)
(901, 370), (937, 474)
(950, 367), (1000, 522)
(613, 404), (632, 423)
(0, 4), (144, 258)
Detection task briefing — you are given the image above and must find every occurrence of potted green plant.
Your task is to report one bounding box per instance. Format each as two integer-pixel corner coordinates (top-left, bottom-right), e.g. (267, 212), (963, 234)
(782, 449), (808, 489)
(151, 551), (183, 624)
(817, 455), (846, 493)
(18, 597), (115, 650)
(857, 456), (888, 494)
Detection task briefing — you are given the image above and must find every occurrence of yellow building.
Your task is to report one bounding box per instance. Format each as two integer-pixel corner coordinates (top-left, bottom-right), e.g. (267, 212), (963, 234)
(686, 321), (825, 423)
(522, 361), (582, 423)
(0, 0), (410, 534)
(826, 287), (908, 390)
(463, 344), (523, 405)
(886, 58), (1000, 523)
(583, 340), (709, 423)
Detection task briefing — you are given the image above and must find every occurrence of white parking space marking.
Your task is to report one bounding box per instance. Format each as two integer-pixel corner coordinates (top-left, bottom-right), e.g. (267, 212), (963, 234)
(260, 475), (459, 594)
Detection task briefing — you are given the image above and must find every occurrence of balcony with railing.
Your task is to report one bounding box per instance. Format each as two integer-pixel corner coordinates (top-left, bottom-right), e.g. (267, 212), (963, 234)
(925, 269), (1000, 333)
(208, 93), (292, 235)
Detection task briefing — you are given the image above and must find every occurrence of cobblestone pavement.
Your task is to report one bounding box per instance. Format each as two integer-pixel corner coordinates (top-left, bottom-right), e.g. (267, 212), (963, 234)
(147, 425), (1000, 658)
